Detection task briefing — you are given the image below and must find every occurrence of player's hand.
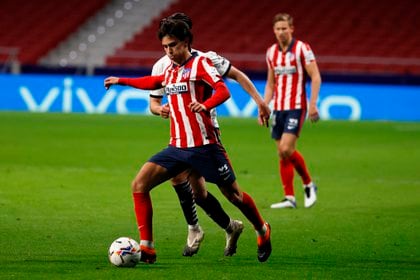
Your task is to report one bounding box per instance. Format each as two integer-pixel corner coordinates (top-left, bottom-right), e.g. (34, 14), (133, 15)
(258, 103), (271, 127)
(308, 105), (320, 123)
(188, 101), (207, 113)
(160, 104), (170, 119)
(104, 76), (119, 90)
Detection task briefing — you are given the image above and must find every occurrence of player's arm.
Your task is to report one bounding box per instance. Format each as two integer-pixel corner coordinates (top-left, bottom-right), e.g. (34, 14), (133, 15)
(150, 96), (170, 119)
(189, 81), (230, 113)
(263, 67), (275, 105)
(226, 66), (270, 127)
(305, 61), (321, 122)
(104, 75), (164, 90)
(149, 57), (170, 117)
(189, 57), (230, 113)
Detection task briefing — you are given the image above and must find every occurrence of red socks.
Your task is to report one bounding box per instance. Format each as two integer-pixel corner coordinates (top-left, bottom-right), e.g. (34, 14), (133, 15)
(280, 150), (312, 195)
(280, 158), (295, 196)
(133, 192), (153, 243)
(289, 151), (311, 185)
(239, 192), (265, 231)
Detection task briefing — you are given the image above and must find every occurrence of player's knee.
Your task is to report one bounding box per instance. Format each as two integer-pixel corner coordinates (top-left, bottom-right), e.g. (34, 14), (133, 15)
(220, 189), (242, 205)
(131, 178), (145, 193)
(170, 176), (187, 186)
(171, 169), (190, 186)
(278, 146), (293, 159)
(228, 194), (242, 206)
(193, 188), (207, 200)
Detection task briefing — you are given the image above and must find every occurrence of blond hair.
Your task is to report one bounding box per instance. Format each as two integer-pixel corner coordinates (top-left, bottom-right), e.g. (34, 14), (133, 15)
(272, 13), (293, 27)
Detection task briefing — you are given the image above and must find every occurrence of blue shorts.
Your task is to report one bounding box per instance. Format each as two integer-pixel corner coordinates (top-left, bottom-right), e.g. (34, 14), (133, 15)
(148, 144), (236, 186)
(271, 109), (306, 139)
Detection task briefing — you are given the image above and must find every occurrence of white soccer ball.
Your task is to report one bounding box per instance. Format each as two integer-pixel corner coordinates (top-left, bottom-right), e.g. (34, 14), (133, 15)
(108, 237), (141, 267)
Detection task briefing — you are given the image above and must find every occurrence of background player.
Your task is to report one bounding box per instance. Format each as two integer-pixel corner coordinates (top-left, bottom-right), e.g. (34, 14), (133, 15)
(264, 13), (321, 209)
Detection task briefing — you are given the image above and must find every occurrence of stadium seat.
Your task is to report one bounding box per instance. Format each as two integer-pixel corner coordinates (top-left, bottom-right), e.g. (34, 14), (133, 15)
(0, 0), (108, 65)
(105, 0), (420, 75)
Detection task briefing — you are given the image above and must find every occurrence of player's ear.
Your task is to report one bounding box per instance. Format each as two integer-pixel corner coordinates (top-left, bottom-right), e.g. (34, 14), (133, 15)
(182, 40), (189, 48)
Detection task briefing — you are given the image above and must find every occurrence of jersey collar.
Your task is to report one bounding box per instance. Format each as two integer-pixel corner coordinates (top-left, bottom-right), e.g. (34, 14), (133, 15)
(278, 38), (295, 53)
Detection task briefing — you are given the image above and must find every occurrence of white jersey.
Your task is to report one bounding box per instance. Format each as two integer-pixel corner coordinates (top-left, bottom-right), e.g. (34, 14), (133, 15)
(150, 49), (231, 128)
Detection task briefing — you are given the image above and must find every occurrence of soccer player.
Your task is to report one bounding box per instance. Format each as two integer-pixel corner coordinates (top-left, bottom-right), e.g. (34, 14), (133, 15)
(149, 13), (271, 258)
(264, 13), (321, 209)
(104, 19), (271, 263)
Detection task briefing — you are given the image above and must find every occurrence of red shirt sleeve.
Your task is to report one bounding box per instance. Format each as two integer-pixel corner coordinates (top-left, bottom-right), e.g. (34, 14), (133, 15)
(202, 81), (230, 110)
(118, 75), (164, 90)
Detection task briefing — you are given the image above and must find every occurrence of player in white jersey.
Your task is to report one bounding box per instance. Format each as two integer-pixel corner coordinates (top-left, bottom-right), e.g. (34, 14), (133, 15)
(264, 13), (321, 209)
(148, 13), (270, 257)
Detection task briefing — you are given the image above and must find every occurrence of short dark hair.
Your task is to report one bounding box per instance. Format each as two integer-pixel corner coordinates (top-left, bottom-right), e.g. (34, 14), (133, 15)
(168, 12), (192, 29)
(158, 19), (193, 45)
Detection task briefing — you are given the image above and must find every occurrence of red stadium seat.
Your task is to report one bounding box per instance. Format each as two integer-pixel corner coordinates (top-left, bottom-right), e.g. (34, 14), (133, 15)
(0, 0), (108, 65)
(105, 0), (420, 75)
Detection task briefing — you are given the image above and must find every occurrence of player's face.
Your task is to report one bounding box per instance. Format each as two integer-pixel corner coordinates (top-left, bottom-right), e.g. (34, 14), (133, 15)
(162, 35), (189, 65)
(273, 20), (293, 46)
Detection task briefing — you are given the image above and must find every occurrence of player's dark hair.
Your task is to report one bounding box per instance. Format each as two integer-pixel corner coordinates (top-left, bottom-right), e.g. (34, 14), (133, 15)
(168, 12), (192, 29)
(158, 19), (193, 45)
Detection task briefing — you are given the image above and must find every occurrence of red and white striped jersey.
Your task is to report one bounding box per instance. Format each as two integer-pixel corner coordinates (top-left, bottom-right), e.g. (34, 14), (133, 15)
(266, 38), (316, 111)
(164, 54), (223, 148)
(150, 49), (230, 129)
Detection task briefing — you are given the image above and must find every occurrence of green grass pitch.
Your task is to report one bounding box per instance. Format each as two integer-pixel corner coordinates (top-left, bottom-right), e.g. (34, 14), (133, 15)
(0, 112), (419, 279)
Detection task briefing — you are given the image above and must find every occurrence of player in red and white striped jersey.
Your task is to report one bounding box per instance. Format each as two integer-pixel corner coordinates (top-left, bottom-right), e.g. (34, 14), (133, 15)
(149, 13), (271, 258)
(264, 13), (321, 209)
(104, 19), (271, 263)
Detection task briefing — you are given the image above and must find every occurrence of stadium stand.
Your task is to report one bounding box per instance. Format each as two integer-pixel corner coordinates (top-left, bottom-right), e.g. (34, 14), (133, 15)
(40, 0), (173, 68)
(0, 0), (109, 65)
(106, 0), (420, 75)
(1, 0), (419, 76)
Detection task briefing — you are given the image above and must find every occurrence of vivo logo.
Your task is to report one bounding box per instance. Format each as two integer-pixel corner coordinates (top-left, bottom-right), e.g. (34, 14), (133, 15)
(319, 95), (361, 120)
(2, 73), (417, 121)
(19, 78), (151, 114)
(0, 74), (385, 120)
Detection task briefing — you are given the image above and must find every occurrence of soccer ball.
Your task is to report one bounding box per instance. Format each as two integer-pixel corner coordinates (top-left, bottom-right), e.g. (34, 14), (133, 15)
(108, 237), (141, 267)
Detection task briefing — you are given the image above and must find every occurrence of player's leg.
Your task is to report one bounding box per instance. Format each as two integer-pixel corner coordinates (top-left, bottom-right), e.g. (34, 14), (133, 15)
(269, 111), (295, 208)
(271, 133), (297, 208)
(289, 149), (317, 208)
(283, 109), (317, 208)
(131, 161), (172, 264)
(171, 169), (204, 257)
(188, 171), (244, 257)
(172, 170), (199, 227)
(191, 144), (267, 260)
(217, 180), (271, 262)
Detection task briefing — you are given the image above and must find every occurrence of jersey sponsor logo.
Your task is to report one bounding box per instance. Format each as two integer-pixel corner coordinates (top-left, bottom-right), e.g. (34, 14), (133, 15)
(274, 65), (297, 75)
(287, 118), (298, 130)
(164, 82), (188, 95)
